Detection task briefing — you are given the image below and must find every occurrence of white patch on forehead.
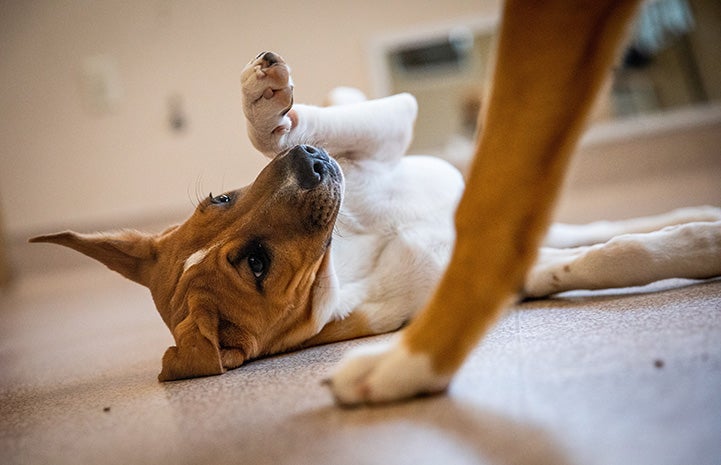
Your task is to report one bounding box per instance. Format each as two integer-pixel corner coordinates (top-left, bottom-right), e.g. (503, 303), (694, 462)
(183, 245), (216, 273)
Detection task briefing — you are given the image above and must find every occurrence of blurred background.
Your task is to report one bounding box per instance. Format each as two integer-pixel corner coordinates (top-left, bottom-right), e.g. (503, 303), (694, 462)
(1, 0), (720, 281)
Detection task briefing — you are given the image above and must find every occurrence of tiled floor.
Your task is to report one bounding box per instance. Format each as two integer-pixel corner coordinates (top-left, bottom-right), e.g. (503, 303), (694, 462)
(1, 268), (720, 465)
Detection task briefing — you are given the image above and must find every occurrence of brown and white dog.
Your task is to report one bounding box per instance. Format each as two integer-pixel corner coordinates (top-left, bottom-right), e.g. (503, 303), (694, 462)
(31, 0), (721, 404)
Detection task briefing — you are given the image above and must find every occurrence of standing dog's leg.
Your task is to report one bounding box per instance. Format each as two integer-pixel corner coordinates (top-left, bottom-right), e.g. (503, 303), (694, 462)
(328, 0), (640, 405)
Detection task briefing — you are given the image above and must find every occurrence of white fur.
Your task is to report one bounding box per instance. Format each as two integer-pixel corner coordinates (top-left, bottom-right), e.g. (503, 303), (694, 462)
(308, 251), (342, 332)
(240, 53), (721, 405)
(544, 205), (721, 248)
(241, 55), (463, 338)
(183, 247), (211, 273)
(329, 337), (451, 405)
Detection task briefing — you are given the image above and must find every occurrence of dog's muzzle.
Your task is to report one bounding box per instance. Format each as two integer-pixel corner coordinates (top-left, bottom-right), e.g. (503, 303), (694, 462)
(288, 145), (340, 189)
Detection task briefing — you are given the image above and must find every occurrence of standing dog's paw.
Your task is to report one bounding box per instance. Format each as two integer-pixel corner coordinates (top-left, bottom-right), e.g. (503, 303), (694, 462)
(241, 51), (294, 111)
(326, 337), (451, 407)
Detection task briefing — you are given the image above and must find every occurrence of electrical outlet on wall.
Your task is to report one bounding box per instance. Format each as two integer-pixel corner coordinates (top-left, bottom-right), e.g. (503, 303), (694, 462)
(167, 93), (187, 133)
(80, 55), (123, 115)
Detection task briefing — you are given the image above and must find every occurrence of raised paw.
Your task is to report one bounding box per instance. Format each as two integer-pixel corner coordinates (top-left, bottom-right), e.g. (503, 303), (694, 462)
(241, 51), (294, 111)
(240, 51), (297, 156)
(326, 337), (451, 407)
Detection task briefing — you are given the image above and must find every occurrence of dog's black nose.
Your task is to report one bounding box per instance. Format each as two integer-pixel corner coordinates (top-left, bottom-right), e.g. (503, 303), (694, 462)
(290, 145), (330, 189)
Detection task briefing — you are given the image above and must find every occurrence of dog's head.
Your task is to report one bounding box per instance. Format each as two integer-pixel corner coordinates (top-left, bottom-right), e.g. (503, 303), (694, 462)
(30, 145), (343, 381)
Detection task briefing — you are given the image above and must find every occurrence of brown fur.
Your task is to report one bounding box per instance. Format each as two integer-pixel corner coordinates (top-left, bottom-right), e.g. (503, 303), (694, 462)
(303, 312), (373, 347)
(31, 148), (341, 380)
(404, 0), (641, 374)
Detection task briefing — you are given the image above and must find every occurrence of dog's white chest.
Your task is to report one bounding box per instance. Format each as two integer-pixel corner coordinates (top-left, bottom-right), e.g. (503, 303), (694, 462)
(329, 155), (463, 329)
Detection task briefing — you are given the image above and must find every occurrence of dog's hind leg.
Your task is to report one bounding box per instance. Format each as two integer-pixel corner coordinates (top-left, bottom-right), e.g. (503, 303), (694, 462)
(545, 206), (721, 248)
(328, 0), (640, 405)
(527, 220), (721, 297)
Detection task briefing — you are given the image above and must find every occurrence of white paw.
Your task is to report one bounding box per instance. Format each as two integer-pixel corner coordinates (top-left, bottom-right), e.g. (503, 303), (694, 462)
(241, 51), (294, 104)
(240, 51), (296, 155)
(327, 337), (451, 406)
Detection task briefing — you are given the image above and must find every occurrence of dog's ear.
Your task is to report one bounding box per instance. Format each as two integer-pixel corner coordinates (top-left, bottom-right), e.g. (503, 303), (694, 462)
(158, 304), (225, 381)
(29, 230), (158, 287)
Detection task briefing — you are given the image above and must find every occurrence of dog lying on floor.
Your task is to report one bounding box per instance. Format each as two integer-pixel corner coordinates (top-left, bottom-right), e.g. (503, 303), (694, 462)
(31, 44), (721, 389)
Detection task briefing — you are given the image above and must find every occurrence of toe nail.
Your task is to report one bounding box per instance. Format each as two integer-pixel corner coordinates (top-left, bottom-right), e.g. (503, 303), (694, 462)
(262, 52), (278, 66)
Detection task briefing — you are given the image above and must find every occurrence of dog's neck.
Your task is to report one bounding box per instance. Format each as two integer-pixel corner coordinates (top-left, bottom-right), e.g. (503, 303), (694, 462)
(307, 246), (342, 330)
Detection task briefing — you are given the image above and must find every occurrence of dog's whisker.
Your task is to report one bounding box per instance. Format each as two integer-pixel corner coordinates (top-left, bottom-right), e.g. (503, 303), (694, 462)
(187, 180), (200, 208)
(192, 175), (207, 209)
(332, 214), (353, 239)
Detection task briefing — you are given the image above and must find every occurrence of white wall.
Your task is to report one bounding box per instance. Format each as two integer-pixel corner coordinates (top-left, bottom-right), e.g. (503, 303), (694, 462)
(1, 0), (498, 237)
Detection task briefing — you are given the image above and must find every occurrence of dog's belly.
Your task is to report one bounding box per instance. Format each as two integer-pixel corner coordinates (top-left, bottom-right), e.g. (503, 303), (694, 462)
(331, 155), (464, 331)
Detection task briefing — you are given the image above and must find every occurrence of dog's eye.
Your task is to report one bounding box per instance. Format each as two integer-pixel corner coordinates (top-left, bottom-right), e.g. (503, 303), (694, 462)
(228, 241), (271, 285)
(209, 192), (232, 205)
(247, 254), (267, 278)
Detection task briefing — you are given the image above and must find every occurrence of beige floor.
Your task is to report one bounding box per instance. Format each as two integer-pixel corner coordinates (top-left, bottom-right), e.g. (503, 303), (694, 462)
(1, 266), (720, 465)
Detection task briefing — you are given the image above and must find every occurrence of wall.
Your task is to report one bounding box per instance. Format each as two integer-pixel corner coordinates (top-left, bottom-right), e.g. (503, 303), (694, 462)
(0, 0), (497, 239)
(557, 104), (721, 223)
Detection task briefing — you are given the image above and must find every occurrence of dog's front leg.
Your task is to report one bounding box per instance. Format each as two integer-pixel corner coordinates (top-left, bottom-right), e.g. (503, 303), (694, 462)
(241, 52), (417, 161)
(241, 52), (295, 157)
(327, 0), (640, 406)
(289, 95), (417, 162)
